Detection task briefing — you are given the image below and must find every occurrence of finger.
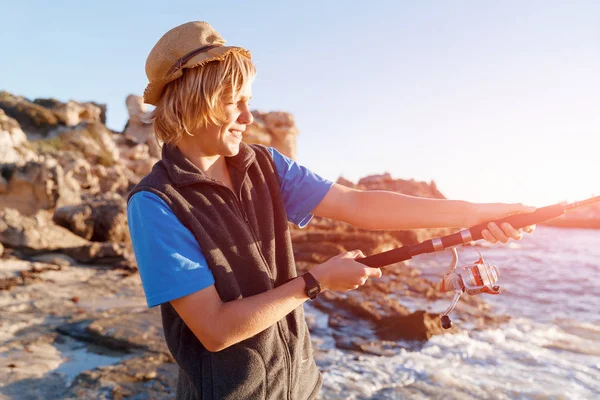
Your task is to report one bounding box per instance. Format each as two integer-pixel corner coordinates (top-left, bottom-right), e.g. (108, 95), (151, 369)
(348, 249), (365, 259)
(488, 222), (509, 243)
(523, 224), (536, 234)
(501, 222), (522, 240)
(481, 229), (498, 244)
(365, 267), (382, 279)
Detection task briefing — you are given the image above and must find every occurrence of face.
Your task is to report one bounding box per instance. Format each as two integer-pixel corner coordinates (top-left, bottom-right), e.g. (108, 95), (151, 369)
(191, 82), (254, 158)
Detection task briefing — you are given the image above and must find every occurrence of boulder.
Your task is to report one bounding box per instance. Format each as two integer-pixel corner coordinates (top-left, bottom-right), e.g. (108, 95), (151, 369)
(53, 193), (128, 243)
(117, 139), (159, 177)
(0, 91), (59, 137)
(57, 152), (101, 195)
(0, 156), (81, 216)
(91, 163), (130, 194)
(249, 111), (298, 159)
(264, 111), (299, 160)
(0, 208), (89, 250)
(27, 122), (120, 167)
(0, 109), (37, 165)
(244, 116), (273, 147)
(122, 95), (161, 158)
(357, 172), (446, 199)
(375, 310), (458, 341)
(33, 98), (103, 127)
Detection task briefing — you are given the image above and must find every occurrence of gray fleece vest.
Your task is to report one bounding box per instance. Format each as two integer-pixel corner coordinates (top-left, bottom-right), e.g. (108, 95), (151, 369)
(128, 142), (322, 400)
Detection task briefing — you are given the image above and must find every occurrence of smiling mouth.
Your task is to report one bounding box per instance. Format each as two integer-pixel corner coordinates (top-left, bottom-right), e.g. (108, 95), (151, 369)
(229, 129), (244, 139)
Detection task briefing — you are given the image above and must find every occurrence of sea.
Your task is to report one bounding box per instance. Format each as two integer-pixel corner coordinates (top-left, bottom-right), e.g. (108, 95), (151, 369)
(306, 226), (600, 399)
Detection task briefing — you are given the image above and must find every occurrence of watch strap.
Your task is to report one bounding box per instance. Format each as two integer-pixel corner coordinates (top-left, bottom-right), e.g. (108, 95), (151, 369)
(301, 272), (321, 300)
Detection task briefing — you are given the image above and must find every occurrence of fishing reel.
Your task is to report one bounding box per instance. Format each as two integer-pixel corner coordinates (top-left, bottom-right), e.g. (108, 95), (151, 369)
(440, 247), (501, 329)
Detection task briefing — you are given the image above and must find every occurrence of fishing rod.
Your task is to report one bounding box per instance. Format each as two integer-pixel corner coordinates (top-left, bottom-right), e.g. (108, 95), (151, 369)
(356, 195), (600, 329)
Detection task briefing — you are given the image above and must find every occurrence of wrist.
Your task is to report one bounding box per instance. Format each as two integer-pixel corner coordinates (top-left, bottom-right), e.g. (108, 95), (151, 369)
(308, 265), (328, 292)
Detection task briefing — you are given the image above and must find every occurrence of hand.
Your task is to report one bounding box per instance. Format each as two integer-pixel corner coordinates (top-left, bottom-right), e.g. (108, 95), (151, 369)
(310, 250), (382, 292)
(467, 202), (537, 244)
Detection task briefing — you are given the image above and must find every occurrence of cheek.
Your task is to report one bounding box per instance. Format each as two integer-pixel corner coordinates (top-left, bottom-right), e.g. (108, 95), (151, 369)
(224, 108), (240, 124)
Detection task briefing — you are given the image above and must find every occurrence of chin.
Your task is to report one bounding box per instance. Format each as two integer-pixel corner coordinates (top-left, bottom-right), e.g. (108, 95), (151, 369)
(225, 144), (241, 157)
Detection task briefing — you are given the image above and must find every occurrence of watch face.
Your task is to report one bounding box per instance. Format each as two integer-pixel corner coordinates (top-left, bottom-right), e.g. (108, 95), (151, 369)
(307, 286), (320, 298)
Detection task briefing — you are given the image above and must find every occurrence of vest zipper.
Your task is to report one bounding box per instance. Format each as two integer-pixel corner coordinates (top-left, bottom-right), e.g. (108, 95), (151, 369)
(208, 178), (294, 399)
(234, 181), (295, 400)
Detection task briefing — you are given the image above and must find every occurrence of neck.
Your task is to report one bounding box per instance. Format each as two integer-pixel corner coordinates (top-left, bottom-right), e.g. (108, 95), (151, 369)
(176, 139), (227, 180)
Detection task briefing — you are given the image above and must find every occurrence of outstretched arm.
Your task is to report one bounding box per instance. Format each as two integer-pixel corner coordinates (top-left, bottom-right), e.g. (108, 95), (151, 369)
(312, 183), (535, 241)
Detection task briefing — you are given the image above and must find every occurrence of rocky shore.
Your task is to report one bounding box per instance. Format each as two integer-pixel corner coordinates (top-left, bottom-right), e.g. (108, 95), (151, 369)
(0, 91), (587, 398)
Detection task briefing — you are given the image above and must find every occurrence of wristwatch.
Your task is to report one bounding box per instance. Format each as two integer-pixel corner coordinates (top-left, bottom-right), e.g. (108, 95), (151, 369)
(301, 272), (322, 300)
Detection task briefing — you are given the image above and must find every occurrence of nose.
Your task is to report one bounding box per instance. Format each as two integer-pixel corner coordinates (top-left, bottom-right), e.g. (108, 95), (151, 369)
(238, 104), (254, 125)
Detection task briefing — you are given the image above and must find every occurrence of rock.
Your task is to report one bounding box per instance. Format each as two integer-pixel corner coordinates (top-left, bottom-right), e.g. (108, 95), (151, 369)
(0, 208), (89, 251)
(56, 122), (120, 166)
(0, 91), (59, 137)
(375, 310), (458, 341)
(0, 156), (81, 216)
(57, 152), (101, 195)
(93, 102), (107, 124)
(27, 122), (120, 167)
(245, 111), (298, 159)
(63, 242), (130, 266)
(0, 259), (62, 290)
(123, 95), (161, 158)
(244, 116), (273, 147)
(356, 173), (446, 199)
(58, 308), (168, 355)
(53, 193), (128, 243)
(33, 98), (103, 127)
(264, 111), (299, 160)
(265, 112), (298, 160)
(29, 253), (76, 266)
(63, 355), (177, 400)
(91, 163), (130, 194)
(332, 335), (398, 356)
(117, 140), (159, 177)
(0, 109), (36, 165)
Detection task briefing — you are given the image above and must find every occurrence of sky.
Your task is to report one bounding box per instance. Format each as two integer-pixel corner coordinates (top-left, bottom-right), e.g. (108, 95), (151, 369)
(2, 0), (599, 207)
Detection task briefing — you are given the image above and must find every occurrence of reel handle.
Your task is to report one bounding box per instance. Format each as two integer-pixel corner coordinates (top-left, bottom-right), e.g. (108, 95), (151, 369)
(467, 204), (565, 241)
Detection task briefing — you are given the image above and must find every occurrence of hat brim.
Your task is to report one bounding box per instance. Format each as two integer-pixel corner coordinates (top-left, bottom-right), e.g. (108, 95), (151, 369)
(143, 46), (251, 106)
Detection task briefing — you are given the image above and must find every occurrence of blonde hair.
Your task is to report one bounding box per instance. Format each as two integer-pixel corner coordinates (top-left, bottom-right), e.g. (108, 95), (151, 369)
(149, 51), (255, 145)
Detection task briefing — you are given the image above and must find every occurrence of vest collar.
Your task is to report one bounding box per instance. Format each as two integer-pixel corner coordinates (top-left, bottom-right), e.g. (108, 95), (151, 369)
(162, 141), (256, 187)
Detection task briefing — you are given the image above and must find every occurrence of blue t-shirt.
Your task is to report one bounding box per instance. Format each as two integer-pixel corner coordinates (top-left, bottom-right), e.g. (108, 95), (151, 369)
(127, 147), (334, 308)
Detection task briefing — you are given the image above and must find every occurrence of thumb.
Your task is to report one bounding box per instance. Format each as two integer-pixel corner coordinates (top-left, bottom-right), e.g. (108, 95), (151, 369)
(366, 267), (382, 279)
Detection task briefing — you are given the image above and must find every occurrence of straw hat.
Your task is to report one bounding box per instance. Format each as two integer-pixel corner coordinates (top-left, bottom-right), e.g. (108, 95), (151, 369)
(143, 21), (251, 105)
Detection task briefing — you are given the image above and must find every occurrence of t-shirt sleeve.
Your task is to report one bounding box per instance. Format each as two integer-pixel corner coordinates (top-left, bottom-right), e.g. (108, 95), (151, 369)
(127, 191), (215, 308)
(267, 147), (334, 228)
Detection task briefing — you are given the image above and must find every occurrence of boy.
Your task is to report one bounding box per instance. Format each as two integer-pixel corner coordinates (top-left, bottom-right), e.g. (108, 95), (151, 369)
(127, 21), (534, 399)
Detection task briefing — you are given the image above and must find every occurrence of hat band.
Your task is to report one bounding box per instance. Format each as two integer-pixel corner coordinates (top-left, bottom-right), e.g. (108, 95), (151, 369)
(167, 44), (222, 75)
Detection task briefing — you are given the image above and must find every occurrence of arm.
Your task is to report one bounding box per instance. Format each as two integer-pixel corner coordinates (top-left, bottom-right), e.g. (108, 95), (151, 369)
(171, 278), (308, 352)
(312, 183), (536, 241)
(312, 183), (472, 230)
(171, 250), (380, 352)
